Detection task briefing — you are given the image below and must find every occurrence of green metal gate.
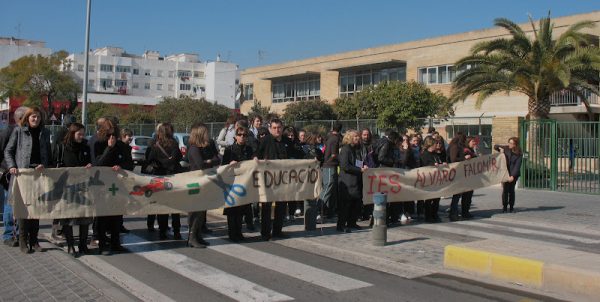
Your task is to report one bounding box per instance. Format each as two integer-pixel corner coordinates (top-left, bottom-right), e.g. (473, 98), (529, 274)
(520, 120), (600, 194)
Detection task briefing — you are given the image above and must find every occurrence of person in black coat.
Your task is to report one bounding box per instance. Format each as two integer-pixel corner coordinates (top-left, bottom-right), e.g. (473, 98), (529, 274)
(55, 123), (93, 256)
(186, 122), (218, 248)
(254, 119), (289, 240)
(93, 118), (132, 255)
(221, 127), (254, 242)
(420, 136), (444, 223)
(337, 130), (369, 233)
(494, 137), (523, 213)
(460, 136), (479, 219)
(145, 123), (183, 240)
(447, 132), (467, 221)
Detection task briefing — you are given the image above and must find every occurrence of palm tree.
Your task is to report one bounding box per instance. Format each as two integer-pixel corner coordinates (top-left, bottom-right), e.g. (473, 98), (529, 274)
(451, 13), (600, 120)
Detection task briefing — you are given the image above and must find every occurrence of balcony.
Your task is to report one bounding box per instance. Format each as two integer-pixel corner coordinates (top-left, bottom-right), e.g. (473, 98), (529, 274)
(550, 89), (600, 115)
(550, 90), (598, 106)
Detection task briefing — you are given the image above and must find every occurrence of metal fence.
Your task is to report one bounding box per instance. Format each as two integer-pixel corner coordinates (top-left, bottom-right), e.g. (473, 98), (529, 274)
(520, 120), (600, 194)
(46, 116), (494, 152)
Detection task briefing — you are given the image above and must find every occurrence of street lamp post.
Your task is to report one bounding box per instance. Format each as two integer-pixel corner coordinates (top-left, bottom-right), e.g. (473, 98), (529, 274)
(81, 0), (92, 126)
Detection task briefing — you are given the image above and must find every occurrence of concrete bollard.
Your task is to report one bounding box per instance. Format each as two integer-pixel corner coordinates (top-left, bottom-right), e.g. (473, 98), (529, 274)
(304, 199), (317, 231)
(371, 193), (387, 246)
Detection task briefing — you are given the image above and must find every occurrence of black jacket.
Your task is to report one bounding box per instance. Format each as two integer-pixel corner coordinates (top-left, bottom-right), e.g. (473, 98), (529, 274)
(420, 149), (444, 167)
(60, 141), (92, 167)
(146, 139), (183, 175)
(338, 144), (363, 199)
(94, 139), (134, 170)
(301, 143), (324, 163)
(397, 147), (417, 169)
(222, 143), (253, 165)
(255, 134), (287, 160)
(377, 137), (396, 168)
(188, 140), (219, 171)
(494, 145), (522, 178)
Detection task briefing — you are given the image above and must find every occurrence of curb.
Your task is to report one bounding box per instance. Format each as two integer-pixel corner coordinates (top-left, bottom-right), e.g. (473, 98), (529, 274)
(444, 244), (600, 301)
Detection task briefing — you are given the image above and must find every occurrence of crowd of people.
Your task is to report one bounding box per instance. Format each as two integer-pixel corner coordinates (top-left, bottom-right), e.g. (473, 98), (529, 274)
(0, 108), (523, 256)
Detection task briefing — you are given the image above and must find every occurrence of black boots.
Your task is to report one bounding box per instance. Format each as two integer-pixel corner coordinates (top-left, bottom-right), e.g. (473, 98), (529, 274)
(62, 225), (76, 257)
(18, 232), (28, 254)
(78, 224), (90, 255)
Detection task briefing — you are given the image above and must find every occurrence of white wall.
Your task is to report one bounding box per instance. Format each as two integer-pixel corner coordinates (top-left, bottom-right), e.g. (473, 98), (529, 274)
(0, 44), (52, 68)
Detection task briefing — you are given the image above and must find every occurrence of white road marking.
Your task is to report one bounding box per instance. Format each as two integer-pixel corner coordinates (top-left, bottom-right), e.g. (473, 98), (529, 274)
(122, 234), (293, 302)
(208, 237), (372, 292)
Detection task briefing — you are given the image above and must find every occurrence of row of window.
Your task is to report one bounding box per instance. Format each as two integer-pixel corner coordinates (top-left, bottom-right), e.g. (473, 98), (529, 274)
(417, 64), (473, 85)
(94, 79), (201, 92)
(82, 64), (205, 78)
(272, 77), (320, 103)
(339, 66), (406, 96)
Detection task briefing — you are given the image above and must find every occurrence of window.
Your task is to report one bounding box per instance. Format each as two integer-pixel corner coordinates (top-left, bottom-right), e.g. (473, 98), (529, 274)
(418, 65), (456, 85)
(180, 83), (191, 90)
(156, 84), (162, 90)
(77, 64), (84, 71)
(89, 65), (95, 72)
(133, 68), (139, 75)
(168, 84), (174, 91)
(339, 66), (406, 96)
(144, 70), (151, 76)
(193, 71), (204, 78)
(242, 84), (254, 101)
(272, 77), (320, 103)
(132, 82), (139, 89)
(168, 71), (175, 78)
(100, 79), (112, 89)
(100, 64), (113, 72)
(144, 83), (150, 89)
(157, 70), (163, 77)
(115, 80), (127, 87)
(116, 65), (131, 73)
(177, 70), (192, 77)
(88, 80), (95, 88)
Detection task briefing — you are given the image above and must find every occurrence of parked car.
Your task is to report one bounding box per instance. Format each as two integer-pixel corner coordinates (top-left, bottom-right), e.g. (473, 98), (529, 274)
(130, 135), (152, 165)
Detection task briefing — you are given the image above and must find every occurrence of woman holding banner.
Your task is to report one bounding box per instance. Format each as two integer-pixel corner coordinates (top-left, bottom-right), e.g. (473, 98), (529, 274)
(221, 127), (254, 242)
(186, 123), (218, 248)
(420, 136), (444, 223)
(94, 118), (132, 255)
(337, 130), (368, 233)
(494, 137), (522, 213)
(146, 123), (183, 240)
(56, 122), (93, 256)
(5, 106), (52, 253)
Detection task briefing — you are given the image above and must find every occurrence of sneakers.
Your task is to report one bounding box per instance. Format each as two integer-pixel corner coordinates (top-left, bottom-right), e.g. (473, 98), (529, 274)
(400, 214), (409, 225)
(294, 209), (302, 217)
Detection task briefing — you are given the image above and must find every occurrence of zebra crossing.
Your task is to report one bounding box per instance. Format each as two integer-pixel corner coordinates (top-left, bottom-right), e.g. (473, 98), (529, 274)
(68, 232), (373, 302)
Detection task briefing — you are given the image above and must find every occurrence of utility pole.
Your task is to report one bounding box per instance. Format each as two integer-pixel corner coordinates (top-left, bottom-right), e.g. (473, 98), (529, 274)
(81, 0), (92, 126)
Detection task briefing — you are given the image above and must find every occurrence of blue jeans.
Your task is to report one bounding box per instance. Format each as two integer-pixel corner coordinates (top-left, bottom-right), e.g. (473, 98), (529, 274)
(2, 190), (16, 240)
(319, 167), (338, 217)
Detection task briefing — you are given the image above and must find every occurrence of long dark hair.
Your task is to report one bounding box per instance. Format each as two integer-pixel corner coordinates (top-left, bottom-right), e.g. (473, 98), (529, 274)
(156, 122), (176, 148)
(63, 123), (85, 146)
(509, 137), (522, 155)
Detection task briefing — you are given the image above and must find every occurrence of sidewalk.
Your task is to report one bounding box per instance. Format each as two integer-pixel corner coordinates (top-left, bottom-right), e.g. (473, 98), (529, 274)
(253, 185), (600, 301)
(0, 239), (138, 301)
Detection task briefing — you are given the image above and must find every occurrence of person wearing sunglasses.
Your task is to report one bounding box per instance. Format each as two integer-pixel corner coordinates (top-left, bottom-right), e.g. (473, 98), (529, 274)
(221, 128), (254, 242)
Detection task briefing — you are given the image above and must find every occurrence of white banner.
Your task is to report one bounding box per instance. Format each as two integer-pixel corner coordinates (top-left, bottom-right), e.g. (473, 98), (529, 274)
(9, 159), (321, 219)
(362, 153), (509, 203)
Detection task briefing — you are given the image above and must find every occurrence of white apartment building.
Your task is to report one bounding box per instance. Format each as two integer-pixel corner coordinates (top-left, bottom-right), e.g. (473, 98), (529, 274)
(0, 37), (52, 69)
(65, 47), (240, 108)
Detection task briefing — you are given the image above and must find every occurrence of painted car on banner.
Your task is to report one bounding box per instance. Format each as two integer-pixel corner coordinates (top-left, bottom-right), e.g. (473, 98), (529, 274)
(129, 177), (174, 198)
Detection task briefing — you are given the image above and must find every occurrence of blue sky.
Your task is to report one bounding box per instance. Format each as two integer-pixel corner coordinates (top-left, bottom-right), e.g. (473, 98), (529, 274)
(1, 1), (598, 68)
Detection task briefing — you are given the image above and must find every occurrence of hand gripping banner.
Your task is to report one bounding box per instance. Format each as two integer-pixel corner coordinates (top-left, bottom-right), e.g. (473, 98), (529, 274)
(362, 153), (509, 203)
(9, 159), (322, 219)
